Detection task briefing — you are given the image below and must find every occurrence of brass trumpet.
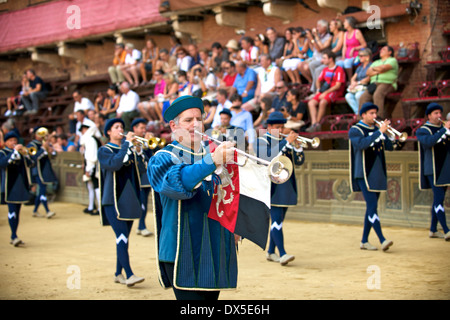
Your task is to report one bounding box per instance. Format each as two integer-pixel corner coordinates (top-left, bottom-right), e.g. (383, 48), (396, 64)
(18, 146), (37, 156)
(280, 133), (320, 149)
(120, 133), (166, 149)
(195, 130), (293, 184)
(373, 119), (408, 142)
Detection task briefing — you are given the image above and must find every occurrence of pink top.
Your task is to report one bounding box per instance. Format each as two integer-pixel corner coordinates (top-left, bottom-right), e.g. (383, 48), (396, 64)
(344, 30), (360, 59)
(154, 79), (166, 96)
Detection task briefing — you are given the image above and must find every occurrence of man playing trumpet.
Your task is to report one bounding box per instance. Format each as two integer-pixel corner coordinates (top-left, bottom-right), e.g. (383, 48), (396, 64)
(0, 132), (34, 246)
(256, 111), (305, 266)
(349, 102), (395, 252)
(416, 103), (450, 241)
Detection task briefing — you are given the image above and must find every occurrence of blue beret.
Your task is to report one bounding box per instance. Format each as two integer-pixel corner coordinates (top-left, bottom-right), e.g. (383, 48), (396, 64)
(425, 102), (443, 116)
(4, 131), (19, 142)
(104, 118), (124, 137)
(131, 118), (147, 129)
(219, 108), (232, 118)
(266, 111), (287, 124)
(359, 102), (379, 116)
(163, 95), (204, 122)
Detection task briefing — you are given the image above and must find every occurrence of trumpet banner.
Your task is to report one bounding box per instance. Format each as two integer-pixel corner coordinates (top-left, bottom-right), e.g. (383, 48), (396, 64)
(208, 151), (271, 249)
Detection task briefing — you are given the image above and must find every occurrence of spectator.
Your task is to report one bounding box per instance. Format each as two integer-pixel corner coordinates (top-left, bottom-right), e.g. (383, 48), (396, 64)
(69, 90), (95, 135)
(225, 39), (240, 65)
(108, 43), (127, 85)
(266, 27), (286, 62)
(231, 61), (257, 103)
(168, 34), (182, 58)
(116, 81), (140, 131)
(5, 73), (28, 117)
(239, 36), (259, 67)
(94, 113), (108, 144)
(210, 42), (229, 69)
(98, 85), (120, 119)
(75, 110), (100, 141)
(254, 33), (269, 56)
(56, 133), (76, 152)
(188, 66), (207, 97)
(242, 54), (281, 112)
(211, 89), (232, 128)
(94, 91), (106, 114)
(278, 27), (295, 69)
(187, 44), (201, 70)
(139, 38), (159, 85)
(22, 69), (48, 115)
(154, 48), (176, 75)
(271, 81), (291, 112)
(176, 70), (190, 96)
(220, 60), (237, 95)
(138, 69), (166, 123)
(281, 27), (310, 84)
(198, 48), (211, 69)
(283, 88), (308, 130)
(175, 47), (192, 73)
(359, 45), (398, 119)
(203, 66), (222, 100)
(202, 99), (216, 130)
(161, 72), (179, 102)
(329, 19), (344, 62)
(345, 48), (372, 114)
(253, 96), (273, 130)
(229, 93), (256, 151)
(119, 43), (142, 88)
(297, 20), (332, 92)
(336, 16), (367, 81)
(306, 50), (346, 132)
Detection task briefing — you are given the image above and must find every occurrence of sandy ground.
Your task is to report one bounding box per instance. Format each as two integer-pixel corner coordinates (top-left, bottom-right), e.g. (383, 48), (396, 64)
(0, 201), (449, 300)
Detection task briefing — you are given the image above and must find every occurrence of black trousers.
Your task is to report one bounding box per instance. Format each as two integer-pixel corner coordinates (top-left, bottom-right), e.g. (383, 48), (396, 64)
(161, 262), (220, 301)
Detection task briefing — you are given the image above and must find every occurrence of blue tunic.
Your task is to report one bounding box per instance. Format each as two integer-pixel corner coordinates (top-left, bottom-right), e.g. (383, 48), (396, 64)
(26, 140), (57, 184)
(0, 148), (33, 204)
(255, 133), (304, 206)
(349, 121), (394, 192)
(147, 141), (238, 291)
(416, 122), (450, 189)
(98, 141), (142, 225)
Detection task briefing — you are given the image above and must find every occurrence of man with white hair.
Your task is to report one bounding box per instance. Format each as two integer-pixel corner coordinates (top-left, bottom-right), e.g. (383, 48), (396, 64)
(116, 81), (140, 131)
(297, 19), (332, 93)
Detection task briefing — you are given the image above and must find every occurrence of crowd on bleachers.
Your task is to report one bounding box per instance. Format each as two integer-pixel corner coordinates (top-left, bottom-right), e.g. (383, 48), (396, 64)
(3, 16), (442, 152)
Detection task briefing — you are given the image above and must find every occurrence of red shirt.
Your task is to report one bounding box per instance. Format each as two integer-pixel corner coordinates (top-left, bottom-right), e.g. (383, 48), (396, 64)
(318, 65), (346, 96)
(223, 73), (237, 87)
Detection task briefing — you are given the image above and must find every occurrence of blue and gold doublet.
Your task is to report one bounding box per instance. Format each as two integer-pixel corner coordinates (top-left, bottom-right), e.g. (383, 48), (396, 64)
(98, 141), (142, 225)
(349, 121), (394, 192)
(416, 122), (450, 189)
(0, 148), (33, 204)
(26, 139), (57, 184)
(256, 133), (304, 206)
(147, 141), (238, 291)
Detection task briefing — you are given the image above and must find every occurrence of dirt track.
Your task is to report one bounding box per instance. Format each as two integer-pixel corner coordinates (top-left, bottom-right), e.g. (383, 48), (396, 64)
(0, 201), (449, 300)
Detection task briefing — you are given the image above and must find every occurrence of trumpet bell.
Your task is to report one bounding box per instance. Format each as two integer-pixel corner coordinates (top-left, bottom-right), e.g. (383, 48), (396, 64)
(36, 127), (49, 139)
(398, 132), (408, 142)
(267, 155), (293, 184)
(148, 137), (166, 149)
(311, 137), (321, 148)
(28, 146), (37, 156)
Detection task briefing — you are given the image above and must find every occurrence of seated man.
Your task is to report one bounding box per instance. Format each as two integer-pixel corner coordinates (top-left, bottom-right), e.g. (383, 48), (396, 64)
(306, 50), (345, 132)
(358, 45), (399, 119)
(22, 69), (48, 115)
(230, 61), (257, 103)
(116, 82), (140, 131)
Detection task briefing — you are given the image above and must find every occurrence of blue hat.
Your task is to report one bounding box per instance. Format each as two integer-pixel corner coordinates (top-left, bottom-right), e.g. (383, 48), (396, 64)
(219, 108), (232, 118)
(425, 102), (443, 116)
(4, 131), (19, 142)
(266, 111), (287, 124)
(104, 118), (124, 137)
(163, 95), (204, 122)
(130, 118), (147, 129)
(359, 102), (379, 116)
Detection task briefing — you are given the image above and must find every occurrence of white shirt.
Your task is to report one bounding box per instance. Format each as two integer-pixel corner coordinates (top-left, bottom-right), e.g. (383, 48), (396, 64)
(117, 90), (140, 113)
(74, 97), (94, 113)
(125, 49), (142, 65)
(240, 46), (259, 62)
(76, 118), (102, 139)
